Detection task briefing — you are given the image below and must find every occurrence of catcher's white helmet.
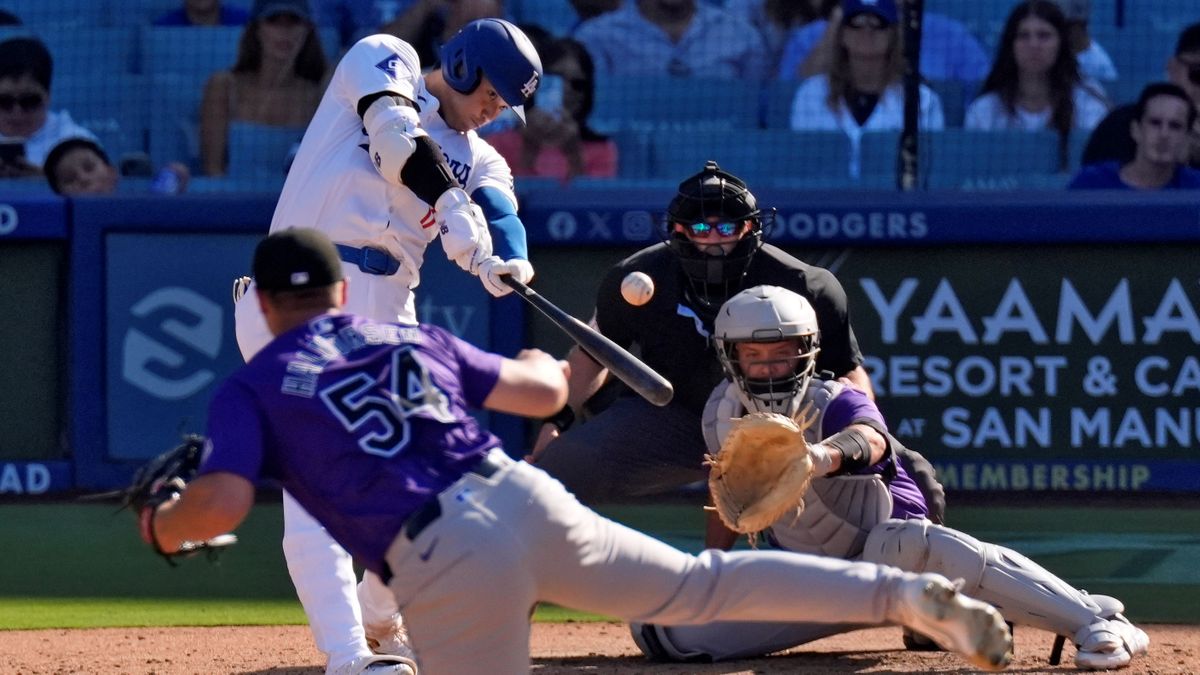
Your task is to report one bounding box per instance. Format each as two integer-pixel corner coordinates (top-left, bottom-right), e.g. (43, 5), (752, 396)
(714, 285), (820, 417)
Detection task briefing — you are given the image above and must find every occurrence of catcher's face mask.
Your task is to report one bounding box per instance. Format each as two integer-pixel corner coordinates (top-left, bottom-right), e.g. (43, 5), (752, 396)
(727, 337), (819, 417)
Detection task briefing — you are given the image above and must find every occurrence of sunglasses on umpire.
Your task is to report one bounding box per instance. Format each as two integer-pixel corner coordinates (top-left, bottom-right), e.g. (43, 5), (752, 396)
(677, 220), (748, 238)
(0, 93), (45, 112)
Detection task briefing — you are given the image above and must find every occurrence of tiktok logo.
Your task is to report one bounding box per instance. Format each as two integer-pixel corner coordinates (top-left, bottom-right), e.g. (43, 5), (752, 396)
(122, 287), (222, 400)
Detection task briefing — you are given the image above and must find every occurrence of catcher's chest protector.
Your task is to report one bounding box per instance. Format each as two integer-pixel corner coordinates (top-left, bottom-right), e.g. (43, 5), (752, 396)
(766, 474), (893, 558)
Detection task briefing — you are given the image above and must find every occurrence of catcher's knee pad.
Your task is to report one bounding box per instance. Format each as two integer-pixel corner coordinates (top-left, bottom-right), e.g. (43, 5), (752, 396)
(862, 519), (988, 589)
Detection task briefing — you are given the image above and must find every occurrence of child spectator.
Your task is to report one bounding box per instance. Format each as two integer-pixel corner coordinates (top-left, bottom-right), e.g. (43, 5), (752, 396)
(154, 0), (251, 26)
(1069, 82), (1200, 189)
(788, 0), (943, 179)
(966, 0), (1108, 168)
(487, 36), (616, 182)
(0, 37), (96, 177)
(44, 138), (190, 195)
(198, 0), (328, 176)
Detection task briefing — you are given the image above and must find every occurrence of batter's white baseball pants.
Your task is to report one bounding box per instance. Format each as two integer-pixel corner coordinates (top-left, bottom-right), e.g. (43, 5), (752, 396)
(234, 266), (412, 672)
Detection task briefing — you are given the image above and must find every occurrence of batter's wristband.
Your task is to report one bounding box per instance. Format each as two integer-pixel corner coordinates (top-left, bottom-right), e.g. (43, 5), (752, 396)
(543, 405), (575, 433)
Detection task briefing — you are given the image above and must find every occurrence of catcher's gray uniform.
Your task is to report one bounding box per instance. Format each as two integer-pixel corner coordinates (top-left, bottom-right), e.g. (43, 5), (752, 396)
(637, 379), (1150, 669)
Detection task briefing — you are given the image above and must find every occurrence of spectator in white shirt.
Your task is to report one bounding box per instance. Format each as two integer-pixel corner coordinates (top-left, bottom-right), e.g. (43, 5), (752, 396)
(966, 0), (1108, 169)
(789, 0), (943, 179)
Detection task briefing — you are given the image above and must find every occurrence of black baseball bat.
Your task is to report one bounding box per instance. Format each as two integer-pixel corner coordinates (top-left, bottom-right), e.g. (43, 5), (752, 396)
(501, 276), (674, 407)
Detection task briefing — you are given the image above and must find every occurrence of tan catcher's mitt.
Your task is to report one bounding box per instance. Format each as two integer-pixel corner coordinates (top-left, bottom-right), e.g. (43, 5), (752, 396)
(706, 410), (816, 537)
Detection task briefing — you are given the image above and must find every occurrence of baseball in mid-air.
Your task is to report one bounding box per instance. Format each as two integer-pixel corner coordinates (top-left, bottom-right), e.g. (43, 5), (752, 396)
(621, 272), (655, 306)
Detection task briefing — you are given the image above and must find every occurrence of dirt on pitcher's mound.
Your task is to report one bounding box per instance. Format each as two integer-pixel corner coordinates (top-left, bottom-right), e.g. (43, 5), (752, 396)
(0, 623), (1196, 673)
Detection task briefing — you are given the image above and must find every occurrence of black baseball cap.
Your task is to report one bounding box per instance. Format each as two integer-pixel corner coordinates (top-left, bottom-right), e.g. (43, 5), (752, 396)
(252, 228), (344, 292)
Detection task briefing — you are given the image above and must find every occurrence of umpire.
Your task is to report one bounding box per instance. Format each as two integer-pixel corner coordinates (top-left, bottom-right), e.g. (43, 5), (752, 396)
(530, 162), (942, 542)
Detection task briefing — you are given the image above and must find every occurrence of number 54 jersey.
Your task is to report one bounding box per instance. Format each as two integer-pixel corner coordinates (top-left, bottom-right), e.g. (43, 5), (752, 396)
(198, 313), (504, 580)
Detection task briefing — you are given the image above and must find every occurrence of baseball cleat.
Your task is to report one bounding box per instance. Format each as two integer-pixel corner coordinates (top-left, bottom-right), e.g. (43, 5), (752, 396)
(366, 623), (417, 662)
(329, 654), (417, 675)
(1073, 614), (1149, 670)
(892, 574), (1013, 671)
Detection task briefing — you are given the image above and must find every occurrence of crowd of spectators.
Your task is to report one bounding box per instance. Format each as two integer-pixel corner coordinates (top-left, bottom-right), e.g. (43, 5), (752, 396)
(0, 0), (1196, 192)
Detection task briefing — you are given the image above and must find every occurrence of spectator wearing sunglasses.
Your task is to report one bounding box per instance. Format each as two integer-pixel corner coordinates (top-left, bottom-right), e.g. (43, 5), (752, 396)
(527, 161), (883, 521)
(0, 37), (98, 178)
(1082, 22), (1200, 170)
(788, 0), (944, 179)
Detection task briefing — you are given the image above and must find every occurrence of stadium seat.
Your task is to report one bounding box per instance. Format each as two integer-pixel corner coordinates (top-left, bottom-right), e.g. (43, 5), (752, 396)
(873, 129), (1064, 189)
(926, 0), (1014, 51)
(507, 0), (579, 36)
(649, 129), (852, 188)
(612, 129), (653, 180)
(225, 121), (304, 178)
(138, 25), (242, 77)
(53, 73), (149, 159)
(761, 80), (798, 130)
(589, 76), (764, 134)
(0, 0), (115, 28)
(147, 72), (207, 170)
(0, 26), (138, 75)
(928, 80), (967, 128)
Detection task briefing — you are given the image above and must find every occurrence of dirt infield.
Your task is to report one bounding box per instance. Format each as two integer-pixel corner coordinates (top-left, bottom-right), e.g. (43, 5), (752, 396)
(1, 623), (1196, 674)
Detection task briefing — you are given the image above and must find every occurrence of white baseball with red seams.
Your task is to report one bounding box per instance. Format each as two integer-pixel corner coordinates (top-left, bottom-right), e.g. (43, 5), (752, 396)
(620, 271), (655, 306)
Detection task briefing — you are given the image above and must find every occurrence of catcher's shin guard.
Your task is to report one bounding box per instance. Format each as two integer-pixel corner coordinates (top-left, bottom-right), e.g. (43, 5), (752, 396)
(864, 519), (1120, 643)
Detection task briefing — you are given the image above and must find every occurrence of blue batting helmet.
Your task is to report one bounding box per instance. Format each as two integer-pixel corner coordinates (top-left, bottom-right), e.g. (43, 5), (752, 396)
(440, 18), (542, 122)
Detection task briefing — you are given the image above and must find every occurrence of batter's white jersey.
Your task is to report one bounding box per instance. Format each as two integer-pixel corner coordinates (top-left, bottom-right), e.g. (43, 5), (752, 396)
(232, 34), (525, 672)
(271, 33), (518, 309)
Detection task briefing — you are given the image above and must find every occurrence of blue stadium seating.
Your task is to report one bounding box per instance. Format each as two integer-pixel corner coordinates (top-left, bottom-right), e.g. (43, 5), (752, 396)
(927, 0), (1015, 50)
(0, 26), (138, 75)
(589, 76), (764, 134)
(761, 80), (797, 130)
(611, 129), (653, 180)
(507, 0), (579, 36)
(0, 0), (114, 27)
(649, 129), (853, 188)
(225, 121), (303, 178)
(139, 25), (243, 77)
(147, 72), (206, 169)
(54, 73), (149, 159)
(864, 129), (1065, 190)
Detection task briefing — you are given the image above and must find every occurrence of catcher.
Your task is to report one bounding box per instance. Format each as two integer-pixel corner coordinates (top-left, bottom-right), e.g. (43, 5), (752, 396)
(632, 285), (1150, 671)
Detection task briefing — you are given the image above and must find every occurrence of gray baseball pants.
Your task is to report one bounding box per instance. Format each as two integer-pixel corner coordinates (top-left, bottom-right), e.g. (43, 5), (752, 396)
(384, 451), (918, 674)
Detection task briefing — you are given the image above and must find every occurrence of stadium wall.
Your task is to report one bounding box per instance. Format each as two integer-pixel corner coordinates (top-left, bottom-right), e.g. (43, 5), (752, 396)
(0, 190), (1197, 494)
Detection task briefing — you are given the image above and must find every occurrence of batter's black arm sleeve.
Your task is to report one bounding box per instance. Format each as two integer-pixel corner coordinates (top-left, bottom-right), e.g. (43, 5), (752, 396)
(357, 91), (461, 203)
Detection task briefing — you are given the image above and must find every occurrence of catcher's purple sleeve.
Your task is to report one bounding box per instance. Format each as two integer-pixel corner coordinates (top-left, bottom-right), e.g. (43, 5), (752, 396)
(822, 388), (927, 520)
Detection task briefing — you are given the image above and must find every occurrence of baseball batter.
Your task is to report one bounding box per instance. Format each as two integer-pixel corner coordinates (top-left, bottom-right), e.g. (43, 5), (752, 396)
(143, 229), (1014, 675)
(231, 19), (542, 675)
(632, 286), (1150, 671)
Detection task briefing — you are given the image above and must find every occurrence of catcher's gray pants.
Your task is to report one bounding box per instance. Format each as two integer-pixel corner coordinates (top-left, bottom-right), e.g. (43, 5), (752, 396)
(534, 395), (707, 503)
(384, 450), (918, 675)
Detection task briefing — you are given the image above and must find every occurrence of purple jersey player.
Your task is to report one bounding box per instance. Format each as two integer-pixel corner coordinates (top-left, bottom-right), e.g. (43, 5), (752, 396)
(630, 286), (1149, 671)
(139, 229), (1014, 674)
